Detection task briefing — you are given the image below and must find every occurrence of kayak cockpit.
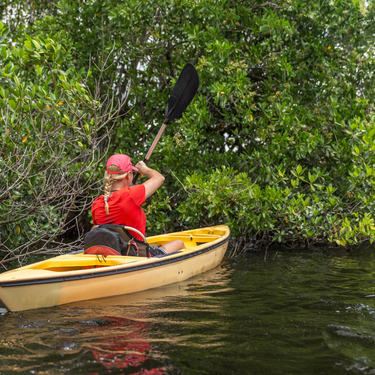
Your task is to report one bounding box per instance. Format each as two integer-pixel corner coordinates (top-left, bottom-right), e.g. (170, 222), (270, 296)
(147, 228), (226, 248)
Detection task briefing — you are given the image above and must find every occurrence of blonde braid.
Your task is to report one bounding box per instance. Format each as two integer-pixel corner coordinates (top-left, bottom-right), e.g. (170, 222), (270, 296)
(103, 171), (128, 215)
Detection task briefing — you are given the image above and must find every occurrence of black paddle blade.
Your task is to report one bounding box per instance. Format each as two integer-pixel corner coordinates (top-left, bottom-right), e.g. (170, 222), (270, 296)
(165, 63), (199, 124)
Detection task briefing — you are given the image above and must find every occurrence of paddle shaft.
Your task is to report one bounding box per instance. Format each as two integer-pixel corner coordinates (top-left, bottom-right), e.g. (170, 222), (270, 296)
(144, 122), (168, 162)
(132, 122), (167, 184)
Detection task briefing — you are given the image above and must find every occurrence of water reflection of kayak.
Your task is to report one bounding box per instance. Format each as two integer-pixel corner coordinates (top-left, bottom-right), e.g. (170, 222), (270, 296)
(86, 315), (165, 374)
(0, 225), (230, 312)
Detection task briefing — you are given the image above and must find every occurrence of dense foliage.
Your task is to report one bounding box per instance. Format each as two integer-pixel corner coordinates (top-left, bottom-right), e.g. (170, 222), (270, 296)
(0, 24), (122, 266)
(1, 0), (375, 264)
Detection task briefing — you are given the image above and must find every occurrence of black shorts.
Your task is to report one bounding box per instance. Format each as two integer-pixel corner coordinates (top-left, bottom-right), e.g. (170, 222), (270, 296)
(149, 244), (167, 256)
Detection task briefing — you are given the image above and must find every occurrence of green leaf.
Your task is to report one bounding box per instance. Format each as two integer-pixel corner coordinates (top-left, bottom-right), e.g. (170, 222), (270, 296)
(24, 40), (33, 51)
(9, 99), (16, 111)
(13, 75), (21, 87)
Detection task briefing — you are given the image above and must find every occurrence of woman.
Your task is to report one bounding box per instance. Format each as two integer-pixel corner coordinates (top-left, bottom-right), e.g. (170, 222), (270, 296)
(91, 154), (185, 255)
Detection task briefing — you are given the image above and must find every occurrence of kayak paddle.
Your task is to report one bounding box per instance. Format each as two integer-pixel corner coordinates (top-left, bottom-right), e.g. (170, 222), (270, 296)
(132, 63), (199, 184)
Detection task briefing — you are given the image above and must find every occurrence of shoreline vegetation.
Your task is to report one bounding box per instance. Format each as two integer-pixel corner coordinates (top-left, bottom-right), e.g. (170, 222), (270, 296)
(2, 0), (375, 268)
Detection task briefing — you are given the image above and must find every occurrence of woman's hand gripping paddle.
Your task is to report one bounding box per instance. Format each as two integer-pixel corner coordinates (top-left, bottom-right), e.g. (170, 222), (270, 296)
(132, 63), (199, 184)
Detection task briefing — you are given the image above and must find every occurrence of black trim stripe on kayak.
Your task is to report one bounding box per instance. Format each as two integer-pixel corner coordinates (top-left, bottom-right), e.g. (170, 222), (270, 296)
(0, 237), (229, 287)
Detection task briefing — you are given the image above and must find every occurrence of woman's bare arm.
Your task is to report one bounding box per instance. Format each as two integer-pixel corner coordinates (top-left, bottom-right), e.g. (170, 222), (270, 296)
(135, 161), (165, 199)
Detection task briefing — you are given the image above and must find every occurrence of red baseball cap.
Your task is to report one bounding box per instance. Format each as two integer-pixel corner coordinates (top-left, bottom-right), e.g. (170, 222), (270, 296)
(106, 154), (138, 174)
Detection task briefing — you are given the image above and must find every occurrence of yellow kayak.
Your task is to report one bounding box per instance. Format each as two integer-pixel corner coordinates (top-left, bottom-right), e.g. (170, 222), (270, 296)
(0, 225), (230, 312)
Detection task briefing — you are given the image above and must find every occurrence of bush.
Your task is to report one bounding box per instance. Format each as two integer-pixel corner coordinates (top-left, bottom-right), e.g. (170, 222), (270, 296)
(0, 28), (121, 267)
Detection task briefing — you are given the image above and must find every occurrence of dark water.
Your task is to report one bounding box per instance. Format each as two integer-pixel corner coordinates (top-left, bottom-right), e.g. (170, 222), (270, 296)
(1, 248), (375, 374)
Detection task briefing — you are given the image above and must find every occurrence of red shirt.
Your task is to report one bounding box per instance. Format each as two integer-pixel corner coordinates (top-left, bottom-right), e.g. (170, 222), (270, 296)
(91, 184), (146, 240)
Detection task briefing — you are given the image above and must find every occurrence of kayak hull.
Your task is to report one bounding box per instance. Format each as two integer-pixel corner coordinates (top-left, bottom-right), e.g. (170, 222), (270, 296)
(0, 225), (229, 312)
